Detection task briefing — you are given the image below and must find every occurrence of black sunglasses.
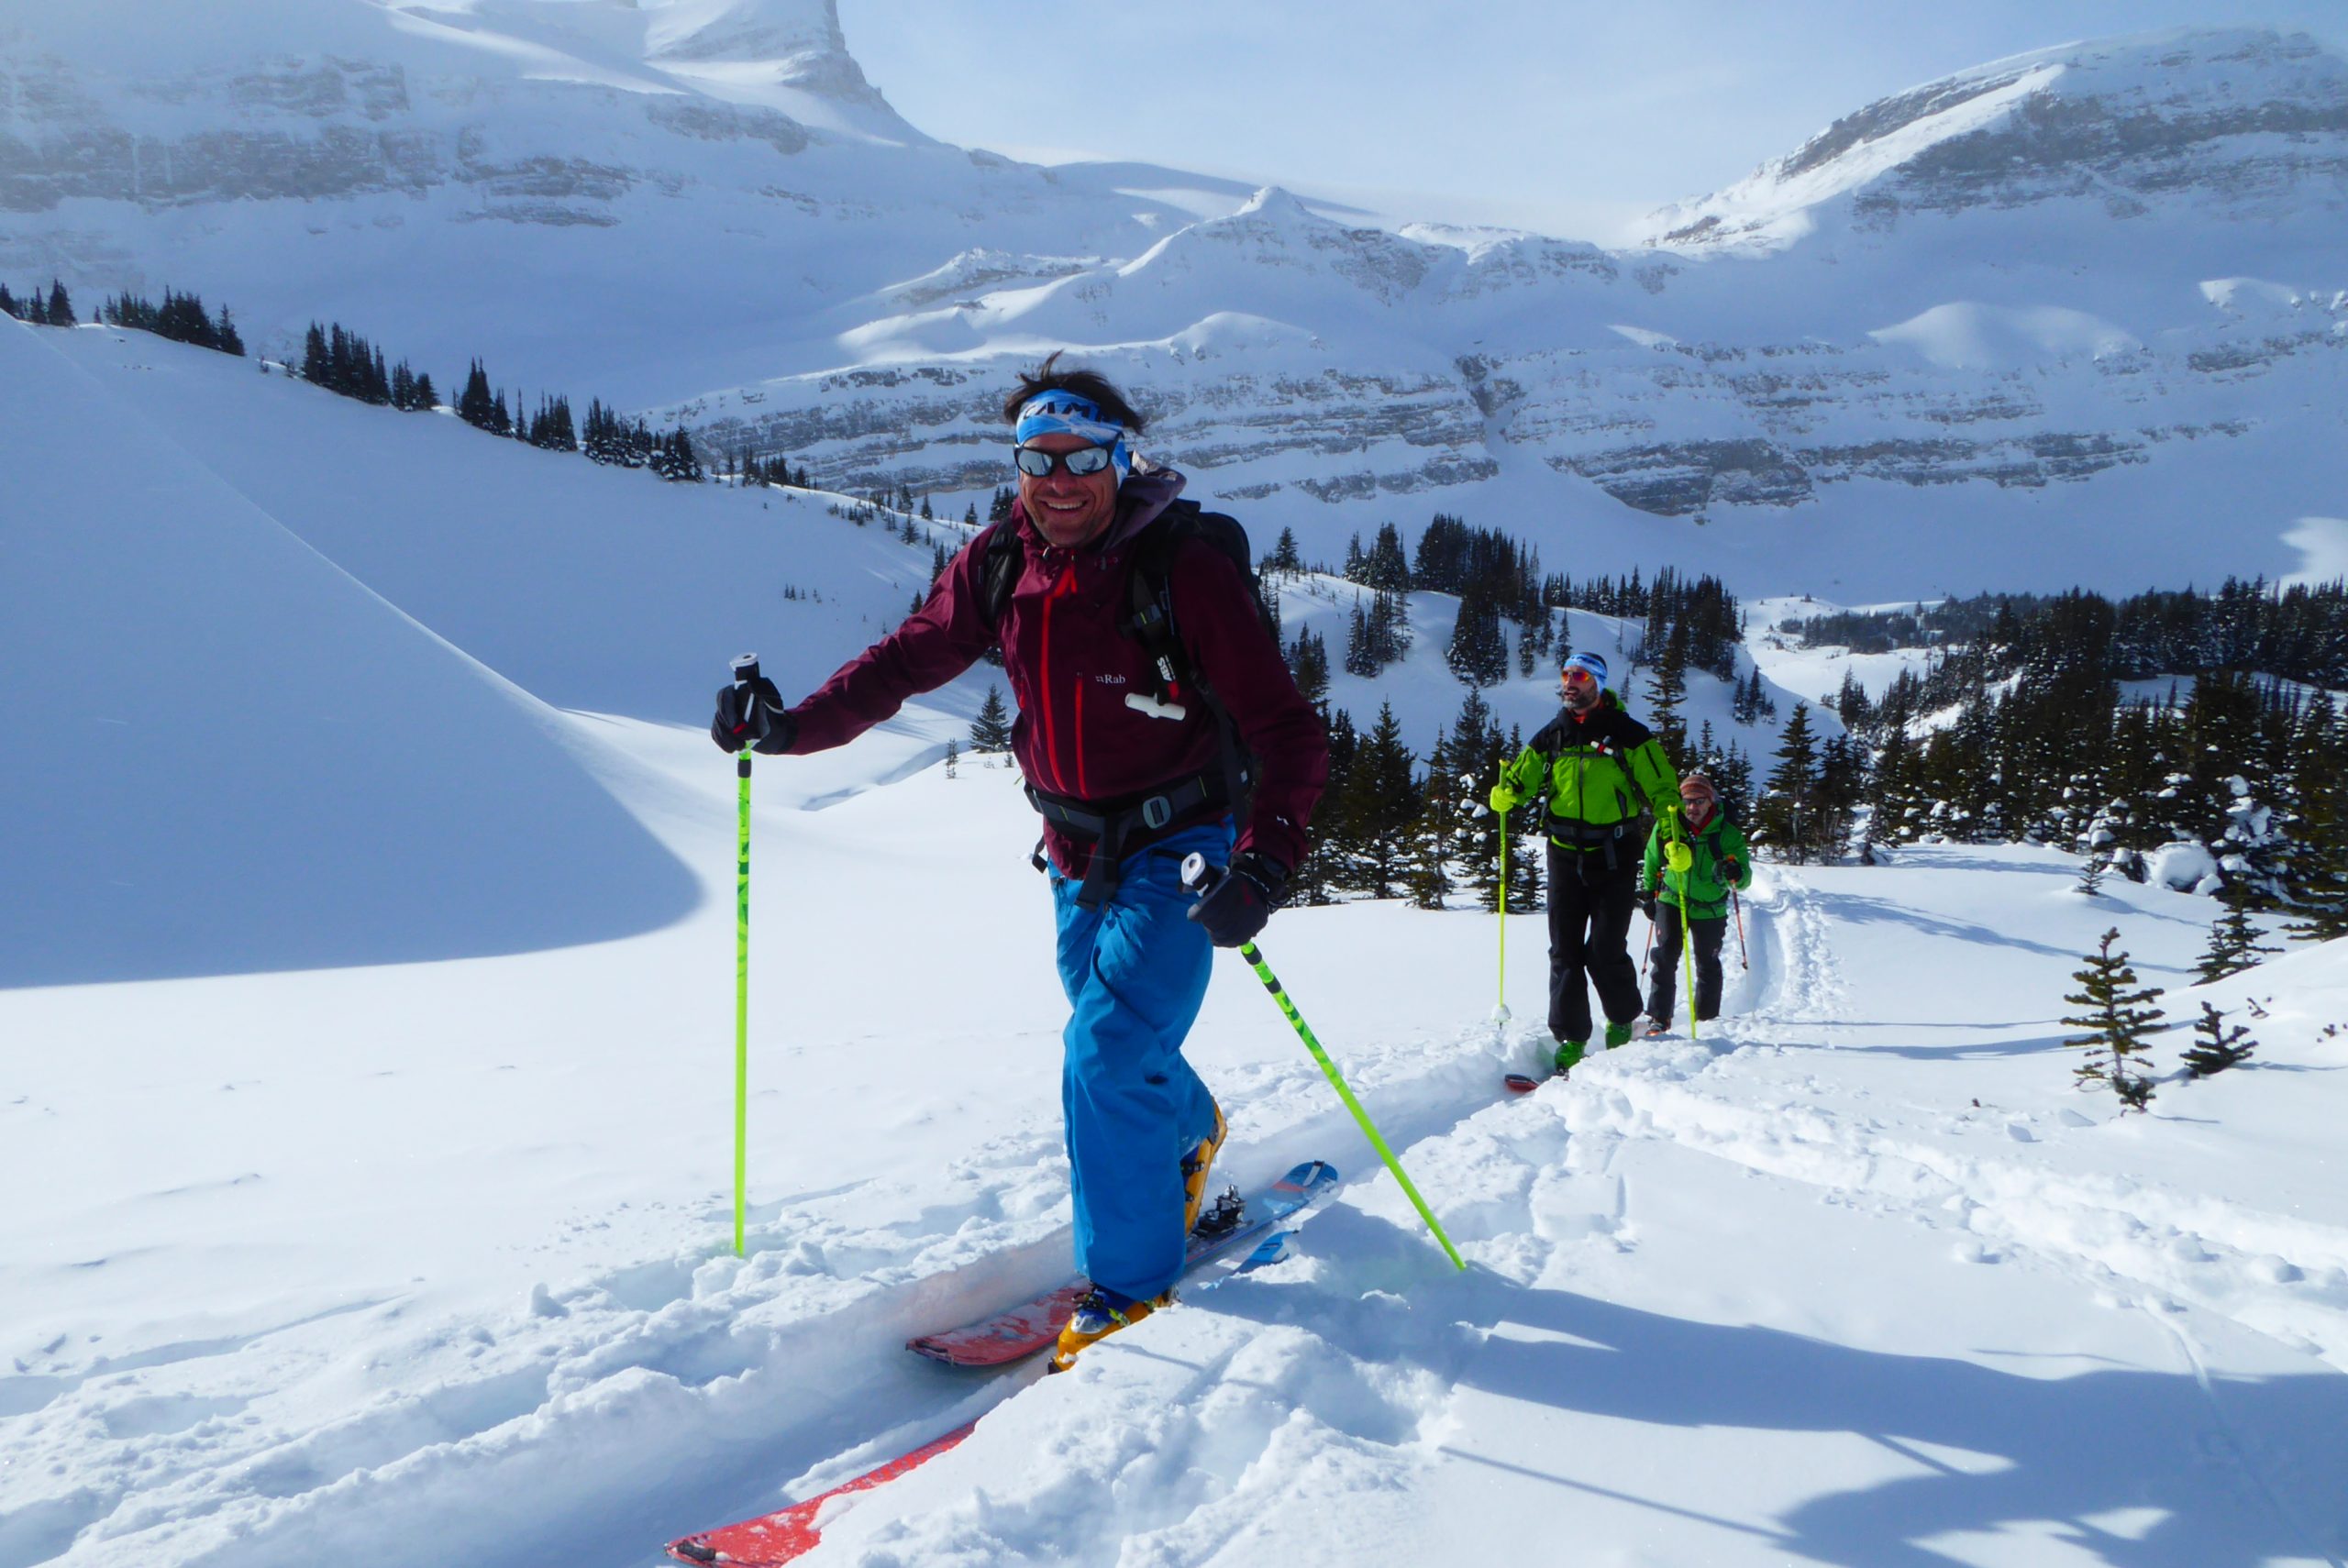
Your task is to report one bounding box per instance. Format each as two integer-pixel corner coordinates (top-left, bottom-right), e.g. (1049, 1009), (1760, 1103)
(1014, 443), (1115, 478)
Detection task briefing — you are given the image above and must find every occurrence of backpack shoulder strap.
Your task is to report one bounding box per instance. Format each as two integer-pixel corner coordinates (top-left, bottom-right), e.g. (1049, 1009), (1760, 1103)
(978, 520), (1024, 630)
(1124, 500), (1206, 701)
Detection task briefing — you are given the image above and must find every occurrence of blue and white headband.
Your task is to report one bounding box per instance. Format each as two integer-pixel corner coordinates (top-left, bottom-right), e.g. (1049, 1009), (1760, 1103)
(1562, 650), (1609, 687)
(1014, 389), (1132, 483)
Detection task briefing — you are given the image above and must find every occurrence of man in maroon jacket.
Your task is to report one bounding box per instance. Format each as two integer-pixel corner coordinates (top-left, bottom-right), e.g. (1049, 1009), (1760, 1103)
(713, 356), (1327, 1368)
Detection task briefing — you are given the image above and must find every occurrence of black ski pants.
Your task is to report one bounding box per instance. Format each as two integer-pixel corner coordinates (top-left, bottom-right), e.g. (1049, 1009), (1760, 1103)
(1645, 901), (1726, 1025)
(1545, 838), (1642, 1044)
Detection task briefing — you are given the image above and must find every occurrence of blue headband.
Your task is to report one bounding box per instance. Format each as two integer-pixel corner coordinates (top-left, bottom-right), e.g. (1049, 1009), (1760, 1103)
(1014, 389), (1132, 483)
(1562, 650), (1609, 686)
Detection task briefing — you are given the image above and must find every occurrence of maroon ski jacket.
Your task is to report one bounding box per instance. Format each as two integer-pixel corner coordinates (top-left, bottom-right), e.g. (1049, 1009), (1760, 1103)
(784, 466), (1327, 877)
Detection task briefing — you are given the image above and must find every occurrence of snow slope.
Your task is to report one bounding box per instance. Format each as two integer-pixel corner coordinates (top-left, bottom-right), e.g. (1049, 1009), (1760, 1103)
(0, 316), (698, 988)
(5, 312), (2346, 1568)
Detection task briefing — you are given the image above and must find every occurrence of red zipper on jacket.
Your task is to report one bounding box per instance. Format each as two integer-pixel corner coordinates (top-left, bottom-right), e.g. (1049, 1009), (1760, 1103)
(1036, 559), (1081, 795)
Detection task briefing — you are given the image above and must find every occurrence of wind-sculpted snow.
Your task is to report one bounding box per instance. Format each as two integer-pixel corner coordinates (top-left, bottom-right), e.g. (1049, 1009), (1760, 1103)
(0, 319), (703, 988)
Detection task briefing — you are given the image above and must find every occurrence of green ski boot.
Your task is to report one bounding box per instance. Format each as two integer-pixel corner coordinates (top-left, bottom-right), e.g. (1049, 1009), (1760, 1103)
(1552, 1039), (1586, 1076)
(1604, 1021), (1634, 1050)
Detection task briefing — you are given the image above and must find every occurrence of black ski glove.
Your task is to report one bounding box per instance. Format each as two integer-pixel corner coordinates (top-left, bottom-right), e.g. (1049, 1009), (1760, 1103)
(1639, 893), (1658, 922)
(1188, 851), (1288, 949)
(712, 675), (796, 755)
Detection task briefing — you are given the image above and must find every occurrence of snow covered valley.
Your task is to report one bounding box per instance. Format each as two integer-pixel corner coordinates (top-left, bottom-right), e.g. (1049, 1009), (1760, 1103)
(6, 315), (2348, 1567)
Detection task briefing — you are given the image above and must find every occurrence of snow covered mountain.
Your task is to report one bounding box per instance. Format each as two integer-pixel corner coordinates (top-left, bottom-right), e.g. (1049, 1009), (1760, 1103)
(4, 11), (2344, 592)
(7, 312), (2348, 1568)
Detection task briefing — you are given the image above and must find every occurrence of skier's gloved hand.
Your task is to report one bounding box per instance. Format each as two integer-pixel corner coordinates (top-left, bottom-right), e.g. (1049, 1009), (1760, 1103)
(1188, 851), (1288, 949)
(1639, 893), (1657, 922)
(1488, 782), (1520, 813)
(1722, 856), (1744, 885)
(712, 676), (796, 755)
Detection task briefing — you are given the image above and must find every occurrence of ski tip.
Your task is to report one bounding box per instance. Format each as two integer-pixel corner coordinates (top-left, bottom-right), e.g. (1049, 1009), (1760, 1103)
(1273, 1158), (1341, 1196)
(1502, 1073), (1542, 1095)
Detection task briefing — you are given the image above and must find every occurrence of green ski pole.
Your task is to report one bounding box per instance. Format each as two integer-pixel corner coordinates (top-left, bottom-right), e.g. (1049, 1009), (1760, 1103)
(1495, 803), (1511, 1023)
(1183, 856), (1467, 1272)
(728, 653), (759, 1257)
(1682, 898), (1698, 1043)
(1664, 814), (1697, 1043)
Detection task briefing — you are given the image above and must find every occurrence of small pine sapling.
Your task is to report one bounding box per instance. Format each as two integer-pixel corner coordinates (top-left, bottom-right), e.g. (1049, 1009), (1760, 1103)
(2075, 852), (2107, 897)
(2194, 897), (2276, 985)
(944, 738), (958, 780)
(2181, 1000), (2255, 1077)
(2062, 927), (2166, 1113)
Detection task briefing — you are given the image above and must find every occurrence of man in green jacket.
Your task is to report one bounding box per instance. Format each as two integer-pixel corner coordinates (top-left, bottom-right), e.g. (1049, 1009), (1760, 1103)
(1642, 773), (1753, 1034)
(1490, 651), (1685, 1074)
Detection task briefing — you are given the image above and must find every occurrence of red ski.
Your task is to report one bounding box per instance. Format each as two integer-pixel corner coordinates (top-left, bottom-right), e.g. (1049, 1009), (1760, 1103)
(665, 1162), (1337, 1564)
(666, 1422), (975, 1566)
(908, 1159), (1340, 1366)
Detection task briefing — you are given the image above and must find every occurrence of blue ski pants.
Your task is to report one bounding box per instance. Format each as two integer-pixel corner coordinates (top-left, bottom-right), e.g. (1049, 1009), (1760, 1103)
(1050, 819), (1230, 1300)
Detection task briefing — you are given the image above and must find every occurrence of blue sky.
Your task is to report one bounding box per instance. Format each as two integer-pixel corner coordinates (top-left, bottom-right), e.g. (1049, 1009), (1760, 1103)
(840, 1), (2348, 243)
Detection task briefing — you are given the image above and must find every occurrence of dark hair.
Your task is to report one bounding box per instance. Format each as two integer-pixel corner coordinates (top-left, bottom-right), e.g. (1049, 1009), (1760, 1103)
(1002, 351), (1146, 432)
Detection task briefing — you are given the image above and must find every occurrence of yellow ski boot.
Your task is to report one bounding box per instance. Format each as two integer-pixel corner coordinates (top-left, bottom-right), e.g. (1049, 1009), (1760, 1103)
(1180, 1100), (1229, 1236)
(1048, 1286), (1166, 1372)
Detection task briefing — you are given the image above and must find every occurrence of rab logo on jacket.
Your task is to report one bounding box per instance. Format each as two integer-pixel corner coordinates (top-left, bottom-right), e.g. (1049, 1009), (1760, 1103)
(1092, 672), (1127, 685)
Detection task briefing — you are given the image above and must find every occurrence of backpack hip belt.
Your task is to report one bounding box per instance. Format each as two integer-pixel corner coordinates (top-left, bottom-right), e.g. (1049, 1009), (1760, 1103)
(1544, 815), (1627, 870)
(1024, 772), (1226, 909)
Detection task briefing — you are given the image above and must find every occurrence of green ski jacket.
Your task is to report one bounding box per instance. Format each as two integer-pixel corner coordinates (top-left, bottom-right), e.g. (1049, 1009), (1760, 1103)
(1643, 812), (1752, 921)
(1490, 692), (1683, 851)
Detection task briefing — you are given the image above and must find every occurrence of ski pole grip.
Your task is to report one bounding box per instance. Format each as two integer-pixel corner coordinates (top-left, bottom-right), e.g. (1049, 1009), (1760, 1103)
(1180, 853), (1223, 894)
(731, 652), (760, 686)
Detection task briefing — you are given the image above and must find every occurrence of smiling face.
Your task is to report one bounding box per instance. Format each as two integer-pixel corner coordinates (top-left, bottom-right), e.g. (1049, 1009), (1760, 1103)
(1017, 432), (1121, 549)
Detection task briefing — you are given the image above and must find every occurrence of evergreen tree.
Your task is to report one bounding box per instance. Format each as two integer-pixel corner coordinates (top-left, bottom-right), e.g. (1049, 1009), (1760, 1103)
(45, 279), (74, 326)
(1337, 701), (1420, 900)
(1363, 523), (1410, 592)
(969, 685), (1013, 752)
(1644, 628), (1689, 767)
(944, 738), (958, 779)
(2194, 894), (2276, 984)
(458, 359), (500, 432)
(1342, 601), (1369, 679)
(2062, 928), (2165, 1112)
(1710, 740), (1756, 830)
(1445, 586), (1508, 688)
(2180, 1000), (2256, 1077)
(1290, 709), (1359, 907)
(1406, 741), (1456, 911)
(1286, 626), (1331, 712)
(1265, 526), (1303, 574)
(1812, 733), (1865, 860)
(1756, 702), (1820, 863)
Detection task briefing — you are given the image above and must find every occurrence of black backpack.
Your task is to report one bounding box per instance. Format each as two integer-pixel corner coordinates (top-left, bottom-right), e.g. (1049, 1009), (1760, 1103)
(978, 498), (1272, 809)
